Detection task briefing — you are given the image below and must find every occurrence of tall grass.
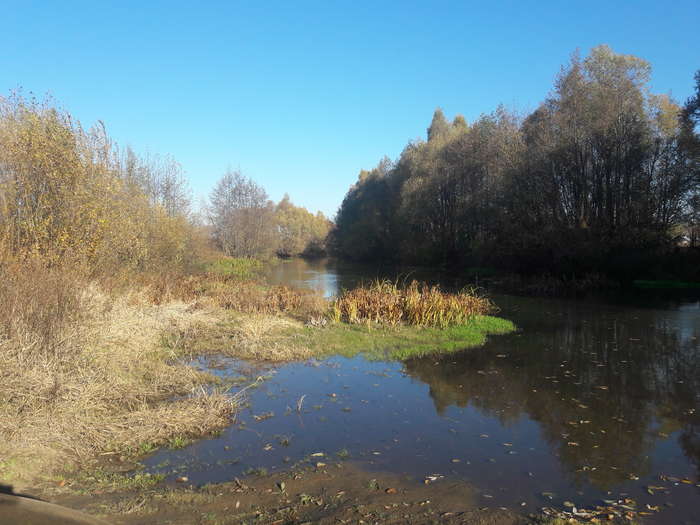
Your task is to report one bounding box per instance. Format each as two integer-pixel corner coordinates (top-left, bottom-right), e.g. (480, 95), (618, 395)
(0, 259), (236, 486)
(330, 280), (494, 328)
(0, 258), (93, 359)
(139, 270), (326, 320)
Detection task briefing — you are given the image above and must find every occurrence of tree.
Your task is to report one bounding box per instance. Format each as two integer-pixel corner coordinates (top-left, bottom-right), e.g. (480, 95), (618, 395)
(680, 70), (700, 246)
(209, 170), (276, 257)
(274, 194), (331, 257)
(331, 46), (699, 277)
(427, 108), (449, 141)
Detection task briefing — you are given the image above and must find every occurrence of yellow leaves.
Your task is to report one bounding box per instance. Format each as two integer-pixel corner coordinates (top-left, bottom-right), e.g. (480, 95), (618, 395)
(1, 94), (198, 275)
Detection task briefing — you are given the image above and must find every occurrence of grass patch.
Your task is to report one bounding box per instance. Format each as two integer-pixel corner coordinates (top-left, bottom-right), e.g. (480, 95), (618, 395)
(298, 315), (516, 360)
(331, 279), (494, 328)
(186, 312), (515, 362)
(167, 436), (192, 449)
(205, 257), (264, 279)
(173, 279), (516, 362)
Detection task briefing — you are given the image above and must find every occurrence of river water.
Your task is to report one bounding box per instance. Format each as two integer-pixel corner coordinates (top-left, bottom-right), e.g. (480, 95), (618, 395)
(146, 259), (700, 524)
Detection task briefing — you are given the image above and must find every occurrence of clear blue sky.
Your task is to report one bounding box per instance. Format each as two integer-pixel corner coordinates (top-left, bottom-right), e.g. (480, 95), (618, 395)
(3, 1), (698, 218)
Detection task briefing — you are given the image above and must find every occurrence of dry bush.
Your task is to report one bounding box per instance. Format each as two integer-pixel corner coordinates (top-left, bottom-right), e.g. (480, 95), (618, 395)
(331, 280), (494, 328)
(139, 271), (327, 321)
(0, 267), (235, 488)
(0, 258), (96, 359)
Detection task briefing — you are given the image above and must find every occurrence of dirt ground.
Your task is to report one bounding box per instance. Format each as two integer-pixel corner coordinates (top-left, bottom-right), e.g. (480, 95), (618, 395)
(47, 461), (524, 525)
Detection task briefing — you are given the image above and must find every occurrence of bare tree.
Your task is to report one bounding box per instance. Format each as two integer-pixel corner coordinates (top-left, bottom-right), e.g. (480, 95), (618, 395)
(209, 170), (275, 257)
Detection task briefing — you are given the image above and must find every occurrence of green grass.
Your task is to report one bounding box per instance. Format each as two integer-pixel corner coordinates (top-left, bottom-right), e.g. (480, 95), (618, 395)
(205, 257), (263, 279)
(285, 315), (516, 361)
(167, 435), (192, 449)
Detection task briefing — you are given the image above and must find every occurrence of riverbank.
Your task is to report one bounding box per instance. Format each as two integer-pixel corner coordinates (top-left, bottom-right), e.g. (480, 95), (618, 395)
(1, 260), (520, 523)
(48, 460), (521, 525)
(0, 279), (236, 492)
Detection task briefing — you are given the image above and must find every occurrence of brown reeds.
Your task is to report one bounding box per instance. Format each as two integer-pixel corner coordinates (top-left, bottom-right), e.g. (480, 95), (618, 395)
(330, 280), (494, 328)
(139, 271), (326, 320)
(0, 261), (236, 487)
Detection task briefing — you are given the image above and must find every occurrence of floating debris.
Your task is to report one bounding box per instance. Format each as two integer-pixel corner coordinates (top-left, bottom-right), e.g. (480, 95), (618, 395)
(424, 474), (444, 484)
(540, 496), (658, 523)
(252, 411), (274, 422)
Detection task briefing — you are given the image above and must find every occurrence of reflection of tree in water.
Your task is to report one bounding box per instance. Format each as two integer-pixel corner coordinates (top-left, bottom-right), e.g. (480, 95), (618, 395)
(403, 303), (700, 489)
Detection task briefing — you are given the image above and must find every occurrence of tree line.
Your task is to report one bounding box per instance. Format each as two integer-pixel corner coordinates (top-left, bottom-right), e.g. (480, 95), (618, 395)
(0, 92), (331, 277)
(208, 170), (331, 259)
(330, 46), (700, 280)
(0, 92), (199, 273)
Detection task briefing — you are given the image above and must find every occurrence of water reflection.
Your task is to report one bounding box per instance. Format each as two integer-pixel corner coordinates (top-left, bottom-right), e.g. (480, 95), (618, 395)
(264, 258), (454, 297)
(149, 259), (699, 523)
(404, 296), (700, 489)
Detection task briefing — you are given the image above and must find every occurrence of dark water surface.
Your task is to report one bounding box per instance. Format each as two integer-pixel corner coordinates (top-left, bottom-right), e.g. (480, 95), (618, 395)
(146, 259), (700, 524)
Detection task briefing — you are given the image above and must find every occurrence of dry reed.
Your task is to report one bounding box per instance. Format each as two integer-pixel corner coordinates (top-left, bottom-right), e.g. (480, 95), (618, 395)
(330, 280), (494, 328)
(138, 271), (326, 320)
(0, 262), (237, 489)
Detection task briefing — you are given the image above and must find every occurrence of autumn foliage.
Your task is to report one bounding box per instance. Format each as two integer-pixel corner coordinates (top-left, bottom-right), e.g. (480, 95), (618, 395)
(0, 92), (199, 275)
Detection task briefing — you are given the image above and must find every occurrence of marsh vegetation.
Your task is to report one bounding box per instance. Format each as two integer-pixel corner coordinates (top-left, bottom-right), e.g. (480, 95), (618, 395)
(0, 45), (698, 525)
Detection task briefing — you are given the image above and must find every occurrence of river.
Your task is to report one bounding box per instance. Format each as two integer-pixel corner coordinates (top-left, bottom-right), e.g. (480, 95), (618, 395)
(145, 258), (700, 524)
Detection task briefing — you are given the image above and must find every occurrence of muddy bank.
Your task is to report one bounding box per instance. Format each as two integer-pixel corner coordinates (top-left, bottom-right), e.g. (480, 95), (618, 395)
(52, 461), (521, 525)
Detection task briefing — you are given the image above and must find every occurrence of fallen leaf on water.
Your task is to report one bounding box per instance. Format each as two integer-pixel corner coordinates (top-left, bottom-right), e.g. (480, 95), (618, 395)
(385, 487), (397, 494)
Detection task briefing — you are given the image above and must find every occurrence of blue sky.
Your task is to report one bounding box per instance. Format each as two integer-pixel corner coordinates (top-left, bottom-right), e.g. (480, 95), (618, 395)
(3, 1), (698, 218)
